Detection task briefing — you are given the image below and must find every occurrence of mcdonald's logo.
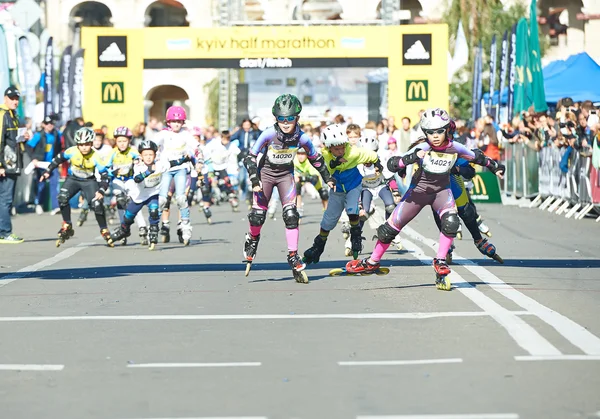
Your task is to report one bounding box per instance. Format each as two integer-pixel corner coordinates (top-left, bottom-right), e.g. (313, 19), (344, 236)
(472, 174), (488, 196)
(101, 82), (124, 104)
(406, 80), (428, 102)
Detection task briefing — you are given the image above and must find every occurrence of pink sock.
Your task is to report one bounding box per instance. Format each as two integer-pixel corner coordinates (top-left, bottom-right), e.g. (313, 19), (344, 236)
(370, 240), (391, 263)
(249, 225), (261, 237)
(437, 232), (453, 259)
(285, 228), (299, 252)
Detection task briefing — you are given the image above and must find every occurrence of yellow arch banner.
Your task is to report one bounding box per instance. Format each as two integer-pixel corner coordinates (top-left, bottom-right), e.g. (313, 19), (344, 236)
(81, 25), (448, 130)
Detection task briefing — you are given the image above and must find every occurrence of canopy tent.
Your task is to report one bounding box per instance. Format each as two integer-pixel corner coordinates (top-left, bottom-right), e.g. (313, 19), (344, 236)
(483, 52), (600, 106)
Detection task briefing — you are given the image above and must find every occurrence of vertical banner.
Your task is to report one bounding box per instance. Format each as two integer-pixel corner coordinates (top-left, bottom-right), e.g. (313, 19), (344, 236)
(43, 37), (54, 118)
(0, 26), (9, 95)
(70, 49), (85, 119)
(18, 37), (36, 119)
(471, 44), (482, 122)
(529, 0), (548, 112)
(507, 24), (517, 123)
(58, 46), (72, 124)
(497, 31), (509, 120)
(488, 34), (497, 116)
(513, 17), (531, 115)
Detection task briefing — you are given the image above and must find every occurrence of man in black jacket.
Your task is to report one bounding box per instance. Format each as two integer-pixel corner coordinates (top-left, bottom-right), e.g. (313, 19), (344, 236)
(0, 86), (24, 243)
(26, 114), (62, 214)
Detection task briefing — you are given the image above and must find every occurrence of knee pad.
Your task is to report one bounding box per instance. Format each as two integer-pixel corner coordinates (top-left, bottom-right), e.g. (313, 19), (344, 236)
(92, 198), (105, 216)
(159, 196), (169, 211)
(282, 205), (300, 229)
(58, 189), (70, 207)
(458, 202), (476, 223)
(164, 194), (172, 210)
(319, 187), (329, 201)
(385, 204), (396, 216)
(175, 194), (188, 209)
(201, 183), (211, 196)
(441, 212), (460, 238)
(116, 193), (128, 210)
(149, 208), (159, 222)
(248, 208), (266, 227)
(377, 222), (399, 244)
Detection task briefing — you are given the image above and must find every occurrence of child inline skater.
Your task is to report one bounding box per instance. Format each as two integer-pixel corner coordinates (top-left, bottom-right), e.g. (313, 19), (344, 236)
(39, 127), (112, 247)
(154, 106), (198, 246)
(108, 140), (171, 250)
(344, 108), (505, 290)
(303, 124), (381, 263)
(242, 94), (332, 283)
(105, 126), (148, 246)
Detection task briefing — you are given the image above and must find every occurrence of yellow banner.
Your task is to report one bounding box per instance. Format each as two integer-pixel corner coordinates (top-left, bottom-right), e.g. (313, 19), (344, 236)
(82, 25), (448, 132)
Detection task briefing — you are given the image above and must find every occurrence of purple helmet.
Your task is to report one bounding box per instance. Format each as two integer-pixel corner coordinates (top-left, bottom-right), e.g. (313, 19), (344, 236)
(166, 106), (187, 122)
(113, 126), (133, 138)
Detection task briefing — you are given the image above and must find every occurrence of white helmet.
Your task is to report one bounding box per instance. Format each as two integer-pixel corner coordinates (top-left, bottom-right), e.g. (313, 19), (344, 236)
(420, 108), (451, 131)
(359, 129), (379, 152)
(321, 124), (348, 147)
(74, 127), (96, 144)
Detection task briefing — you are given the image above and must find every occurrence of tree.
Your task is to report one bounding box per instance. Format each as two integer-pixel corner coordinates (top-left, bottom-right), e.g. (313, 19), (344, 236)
(444, 0), (529, 120)
(204, 77), (219, 127)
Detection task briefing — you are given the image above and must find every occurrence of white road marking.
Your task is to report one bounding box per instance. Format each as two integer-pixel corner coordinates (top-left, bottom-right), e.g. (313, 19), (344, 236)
(0, 311), (534, 322)
(339, 358), (463, 366)
(0, 364), (64, 371)
(399, 235), (561, 357)
(357, 415), (519, 419)
(127, 362), (261, 368)
(0, 242), (95, 289)
(515, 355), (600, 361)
(120, 417), (268, 419)
(403, 226), (600, 356)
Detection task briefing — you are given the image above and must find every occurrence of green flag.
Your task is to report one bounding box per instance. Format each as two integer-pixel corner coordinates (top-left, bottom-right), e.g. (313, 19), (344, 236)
(513, 17), (531, 114)
(529, 0), (548, 112)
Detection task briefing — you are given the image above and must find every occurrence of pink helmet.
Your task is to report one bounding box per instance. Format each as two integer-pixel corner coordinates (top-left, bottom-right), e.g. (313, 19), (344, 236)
(166, 106), (187, 122)
(113, 126), (133, 138)
(191, 126), (202, 137)
(387, 137), (397, 145)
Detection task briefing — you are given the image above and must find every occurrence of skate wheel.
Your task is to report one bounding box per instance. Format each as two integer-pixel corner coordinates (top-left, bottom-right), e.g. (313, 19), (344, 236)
(344, 248), (352, 257)
(294, 270), (309, 284)
(493, 254), (504, 264)
(353, 251), (359, 260)
(329, 268), (345, 276)
(56, 239), (62, 247)
(77, 221), (83, 227)
(207, 218), (212, 224)
(456, 232), (462, 240)
(183, 239), (190, 246)
(485, 231), (492, 237)
(244, 261), (252, 277)
(148, 243), (156, 251)
(436, 275), (452, 291)
(343, 233), (349, 240)
(106, 241), (114, 248)
(375, 267), (390, 276)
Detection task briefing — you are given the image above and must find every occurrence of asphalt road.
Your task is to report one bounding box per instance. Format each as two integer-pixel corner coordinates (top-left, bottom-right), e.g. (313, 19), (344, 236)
(0, 197), (599, 419)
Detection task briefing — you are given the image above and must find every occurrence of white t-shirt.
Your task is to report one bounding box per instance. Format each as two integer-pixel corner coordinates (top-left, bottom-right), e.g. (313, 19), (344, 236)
(204, 140), (240, 172)
(125, 160), (170, 203)
(154, 129), (198, 173)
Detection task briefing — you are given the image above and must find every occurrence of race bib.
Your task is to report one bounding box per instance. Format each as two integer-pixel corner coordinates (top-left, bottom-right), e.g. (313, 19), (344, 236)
(267, 145), (297, 165)
(422, 151), (457, 175)
(362, 174), (383, 189)
(144, 172), (162, 188)
(114, 163), (133, 176)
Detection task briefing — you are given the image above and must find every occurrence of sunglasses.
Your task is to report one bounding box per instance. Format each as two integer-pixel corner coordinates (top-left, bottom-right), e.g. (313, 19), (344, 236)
(276, 116), (297, 122)
(424, 128), (446, 135)
(559, 122), (576, 128)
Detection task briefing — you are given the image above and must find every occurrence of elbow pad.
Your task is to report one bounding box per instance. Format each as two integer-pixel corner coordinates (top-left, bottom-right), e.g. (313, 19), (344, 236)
(387, 156), (403, 172)
(471, 148), (487, 166)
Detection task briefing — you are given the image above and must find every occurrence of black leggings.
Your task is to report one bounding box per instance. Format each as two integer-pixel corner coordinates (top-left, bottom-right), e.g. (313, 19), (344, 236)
(59, 176), (107, 229)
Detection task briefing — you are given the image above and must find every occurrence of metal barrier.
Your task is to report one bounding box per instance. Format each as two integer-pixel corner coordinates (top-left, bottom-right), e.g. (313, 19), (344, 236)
(503, 142), (600, 221)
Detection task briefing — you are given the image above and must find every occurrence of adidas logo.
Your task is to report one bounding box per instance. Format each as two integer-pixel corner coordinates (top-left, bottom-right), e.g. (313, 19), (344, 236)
(404, 40), (430, 60)
(99, 42), (125, 62)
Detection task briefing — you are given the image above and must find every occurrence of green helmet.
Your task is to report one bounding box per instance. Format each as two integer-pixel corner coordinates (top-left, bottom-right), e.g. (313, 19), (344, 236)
(74, 127), (96, 144)
(272, 94), (302, 117)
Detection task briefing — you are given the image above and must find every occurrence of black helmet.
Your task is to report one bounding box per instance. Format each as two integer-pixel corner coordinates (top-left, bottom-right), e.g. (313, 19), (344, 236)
(137, 140), (158, 153)
(272, 94), (302, 117)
